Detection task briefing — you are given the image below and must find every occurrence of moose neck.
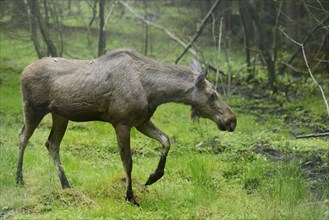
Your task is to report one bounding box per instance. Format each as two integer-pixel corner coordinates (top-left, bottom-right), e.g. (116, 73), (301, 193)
(142, 65), (196, 108)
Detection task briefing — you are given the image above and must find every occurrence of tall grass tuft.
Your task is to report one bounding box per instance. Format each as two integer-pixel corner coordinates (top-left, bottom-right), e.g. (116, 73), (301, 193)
(261, 161), (326, 219)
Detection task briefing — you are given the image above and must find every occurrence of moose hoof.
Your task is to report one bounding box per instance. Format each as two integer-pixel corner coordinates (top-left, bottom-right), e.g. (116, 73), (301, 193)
(16, 176), (25, 186)
(125, 195), (140, 207)
(145, 170), (164, 186)
(61, 181), (71, 189)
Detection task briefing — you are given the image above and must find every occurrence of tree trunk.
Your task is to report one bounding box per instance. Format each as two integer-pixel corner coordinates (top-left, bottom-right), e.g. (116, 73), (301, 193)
(26, 0), (58, 57)
(98, 0), (106, 57)
(38, 0), (58, 57)
(220, 0), (232, 31)
(246, 0), (276, 91)
(48, 0), (64, 57)
(11, 0), (29, 28)
(26, 0), (45, 58)
(238, 0), (255, 74)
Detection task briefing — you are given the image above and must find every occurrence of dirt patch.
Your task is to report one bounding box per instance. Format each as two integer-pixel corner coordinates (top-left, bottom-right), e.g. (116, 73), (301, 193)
(254, 143), (286, 161)
(254, 142), (329, 199)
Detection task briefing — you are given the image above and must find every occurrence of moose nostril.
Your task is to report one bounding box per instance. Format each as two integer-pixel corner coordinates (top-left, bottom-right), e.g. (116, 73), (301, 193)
(228, 121), (236, 132)
(226, 116), (237, 132)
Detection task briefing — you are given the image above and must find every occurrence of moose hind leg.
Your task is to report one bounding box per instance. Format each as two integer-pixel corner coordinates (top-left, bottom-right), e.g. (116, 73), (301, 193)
(114, 123), (139, 206)
(45, 113), (70, 189)
(137, 120), (170, 186)
(17, 105), (46, 185)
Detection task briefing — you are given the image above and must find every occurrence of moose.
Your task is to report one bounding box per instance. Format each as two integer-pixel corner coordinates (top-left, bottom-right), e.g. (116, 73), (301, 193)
(16, 48), (236, 206)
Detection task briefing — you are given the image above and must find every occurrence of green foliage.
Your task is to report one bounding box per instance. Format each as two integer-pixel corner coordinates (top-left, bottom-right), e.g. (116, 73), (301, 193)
(1, 15), (328, 219)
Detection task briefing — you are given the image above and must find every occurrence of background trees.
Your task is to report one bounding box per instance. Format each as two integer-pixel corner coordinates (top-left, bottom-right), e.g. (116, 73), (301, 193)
(0, 1), (328, 217)
(1, 0), (328, 94)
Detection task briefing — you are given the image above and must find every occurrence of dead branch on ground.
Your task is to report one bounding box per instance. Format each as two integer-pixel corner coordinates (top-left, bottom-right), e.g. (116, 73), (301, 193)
(296, 132), (329, 139)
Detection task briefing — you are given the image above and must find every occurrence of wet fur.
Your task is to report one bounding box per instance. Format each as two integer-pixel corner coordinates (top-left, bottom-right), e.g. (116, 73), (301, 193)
(17, 48), (236, 206)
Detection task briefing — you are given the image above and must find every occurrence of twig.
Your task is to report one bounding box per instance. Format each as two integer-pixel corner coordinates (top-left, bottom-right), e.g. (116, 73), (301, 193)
(315, 58), (329, 63)
(296, 132), (329, 139)
(279, 16), (329, 75)
(88, 0), (98, 27)
(280, 61), (305, 73)
(224, 39), (232, 99)
(215, 17), (226, 96)
(212, 14), (217, 51)
(317, 0), (329, 15)
(175, 0), (221, 64)
(103, 0), (116, 31)
(282, 30), (329, 118)
(119, 0), (197, 57)
(119, 0), (225, 75)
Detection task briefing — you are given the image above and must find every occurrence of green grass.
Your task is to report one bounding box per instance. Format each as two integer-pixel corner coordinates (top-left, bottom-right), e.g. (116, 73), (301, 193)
(1, 24), (329, 219)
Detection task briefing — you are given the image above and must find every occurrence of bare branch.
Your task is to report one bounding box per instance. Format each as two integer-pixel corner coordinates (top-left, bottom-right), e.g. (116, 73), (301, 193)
(280, 61), (305, 73)
(296, 132), (329, 139)
(279, 16), (329, 74)
(215, 17), (225, 95)
(175, 0), (221, 64)
(119, 0), (224, 75)
(282, 30), (329, 117)
(88, 0), (98, 27)
(119, 0), (196, 57)
(103, 1), (116, 31)
(317, 0), (329, 15)
(315, 58), (329, 63)
(303, 1), (322, 26)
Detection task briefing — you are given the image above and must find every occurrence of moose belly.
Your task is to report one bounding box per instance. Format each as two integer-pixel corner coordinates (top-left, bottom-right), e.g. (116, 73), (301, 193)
(48, 99), (107, 122)
(48, 98), (149, 125)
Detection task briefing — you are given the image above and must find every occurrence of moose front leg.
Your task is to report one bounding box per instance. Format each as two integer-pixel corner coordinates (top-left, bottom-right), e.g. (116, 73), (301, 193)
(114, 123), (139, 206)
(137, 120), (170, 185)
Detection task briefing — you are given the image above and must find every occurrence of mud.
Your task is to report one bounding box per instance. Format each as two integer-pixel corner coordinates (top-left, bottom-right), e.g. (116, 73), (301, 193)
(254, 143), (329, 199)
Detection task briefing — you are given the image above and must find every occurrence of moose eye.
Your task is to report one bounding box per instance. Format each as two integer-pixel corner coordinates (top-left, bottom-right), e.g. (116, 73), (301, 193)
(210, 93), (217, 101)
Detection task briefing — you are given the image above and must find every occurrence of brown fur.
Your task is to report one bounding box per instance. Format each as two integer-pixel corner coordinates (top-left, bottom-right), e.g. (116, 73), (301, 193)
(16, 48), (236, 205)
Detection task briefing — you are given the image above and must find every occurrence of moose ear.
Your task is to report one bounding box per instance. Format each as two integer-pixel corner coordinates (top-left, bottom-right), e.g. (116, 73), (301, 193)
(189, 59), (202, 73)
(194, 68), (208, 87)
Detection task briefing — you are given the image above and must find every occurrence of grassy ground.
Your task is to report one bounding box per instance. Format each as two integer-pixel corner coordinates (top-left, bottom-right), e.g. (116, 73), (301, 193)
(1, 24), (329, 220)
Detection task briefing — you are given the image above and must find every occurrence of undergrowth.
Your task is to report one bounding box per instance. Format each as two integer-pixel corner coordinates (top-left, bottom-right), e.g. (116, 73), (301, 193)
(1, 24), (328, 219)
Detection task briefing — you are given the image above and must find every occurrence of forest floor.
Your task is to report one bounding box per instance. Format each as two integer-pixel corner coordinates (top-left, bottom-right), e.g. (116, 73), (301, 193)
(1, 30), (329, 219)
